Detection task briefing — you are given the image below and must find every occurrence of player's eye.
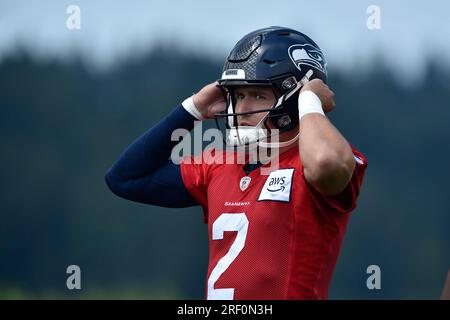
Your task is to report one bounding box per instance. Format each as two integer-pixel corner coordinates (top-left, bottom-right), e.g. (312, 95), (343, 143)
(235, 93), (245, 100)
(255, 95), (266, 100)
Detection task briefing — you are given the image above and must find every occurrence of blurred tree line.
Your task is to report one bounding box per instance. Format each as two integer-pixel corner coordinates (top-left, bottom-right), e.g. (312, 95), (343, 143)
(0, 47), (449, 299)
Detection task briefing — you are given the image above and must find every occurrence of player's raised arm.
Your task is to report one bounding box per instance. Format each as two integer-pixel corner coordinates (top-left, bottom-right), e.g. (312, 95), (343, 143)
(298, 79), (356, 196)
(104, 83), (224, 207)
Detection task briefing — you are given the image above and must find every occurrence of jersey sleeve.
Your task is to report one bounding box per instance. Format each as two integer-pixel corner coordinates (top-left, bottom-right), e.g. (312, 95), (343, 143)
(305, 145), (368, 214)
(180, 153), (210, 223)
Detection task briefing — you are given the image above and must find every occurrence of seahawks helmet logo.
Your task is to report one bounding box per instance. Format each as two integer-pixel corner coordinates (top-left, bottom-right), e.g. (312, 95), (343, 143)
(288, 44), (327, 74)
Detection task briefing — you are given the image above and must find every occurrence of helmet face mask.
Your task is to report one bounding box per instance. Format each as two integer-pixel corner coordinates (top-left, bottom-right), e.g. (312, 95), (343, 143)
(214, 26), (327, 147)
(215, 77), (307, 147)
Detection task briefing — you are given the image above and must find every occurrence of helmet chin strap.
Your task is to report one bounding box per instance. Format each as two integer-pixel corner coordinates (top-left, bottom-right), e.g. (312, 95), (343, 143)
(226, 126), (266, 146)
(226, 121), (299, 148)
(258, 132), (299, 148)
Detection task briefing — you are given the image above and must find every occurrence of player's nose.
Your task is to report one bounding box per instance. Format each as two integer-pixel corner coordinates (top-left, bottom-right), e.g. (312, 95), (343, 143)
(235, 97), (252, 113)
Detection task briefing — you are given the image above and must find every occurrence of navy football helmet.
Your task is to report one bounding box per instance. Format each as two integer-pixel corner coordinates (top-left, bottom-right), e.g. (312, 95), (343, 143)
(215, 26), (327, 147)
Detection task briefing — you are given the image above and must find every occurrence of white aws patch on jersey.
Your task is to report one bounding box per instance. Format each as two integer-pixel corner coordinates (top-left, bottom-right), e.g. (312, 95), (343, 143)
(258, 168), (294, 202)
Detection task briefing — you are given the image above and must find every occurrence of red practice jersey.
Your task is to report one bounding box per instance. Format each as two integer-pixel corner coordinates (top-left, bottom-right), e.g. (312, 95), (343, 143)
(180, 144), (367, 300)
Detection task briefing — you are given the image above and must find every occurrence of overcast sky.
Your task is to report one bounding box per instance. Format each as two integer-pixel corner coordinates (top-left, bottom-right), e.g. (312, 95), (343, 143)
(0, 0), (449, 79)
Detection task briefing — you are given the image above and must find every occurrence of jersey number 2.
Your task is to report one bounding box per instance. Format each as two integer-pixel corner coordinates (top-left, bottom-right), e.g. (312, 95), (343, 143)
(207, 213), (249, 300)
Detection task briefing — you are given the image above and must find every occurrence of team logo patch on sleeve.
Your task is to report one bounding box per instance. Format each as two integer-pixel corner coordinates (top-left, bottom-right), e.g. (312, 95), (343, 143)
(258, 168), (294, 202)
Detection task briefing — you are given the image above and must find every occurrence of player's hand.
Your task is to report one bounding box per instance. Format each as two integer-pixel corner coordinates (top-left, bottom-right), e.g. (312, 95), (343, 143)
(300, 79), (335, 113)
(192, 81), (227, 119)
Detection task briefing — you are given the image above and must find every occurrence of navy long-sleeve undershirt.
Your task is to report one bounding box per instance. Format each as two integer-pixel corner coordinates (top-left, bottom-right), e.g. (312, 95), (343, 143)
(104, 105), (198, 208)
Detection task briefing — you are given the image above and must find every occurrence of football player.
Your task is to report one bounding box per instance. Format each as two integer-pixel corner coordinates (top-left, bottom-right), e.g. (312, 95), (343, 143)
(105, 26), (367, 299)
